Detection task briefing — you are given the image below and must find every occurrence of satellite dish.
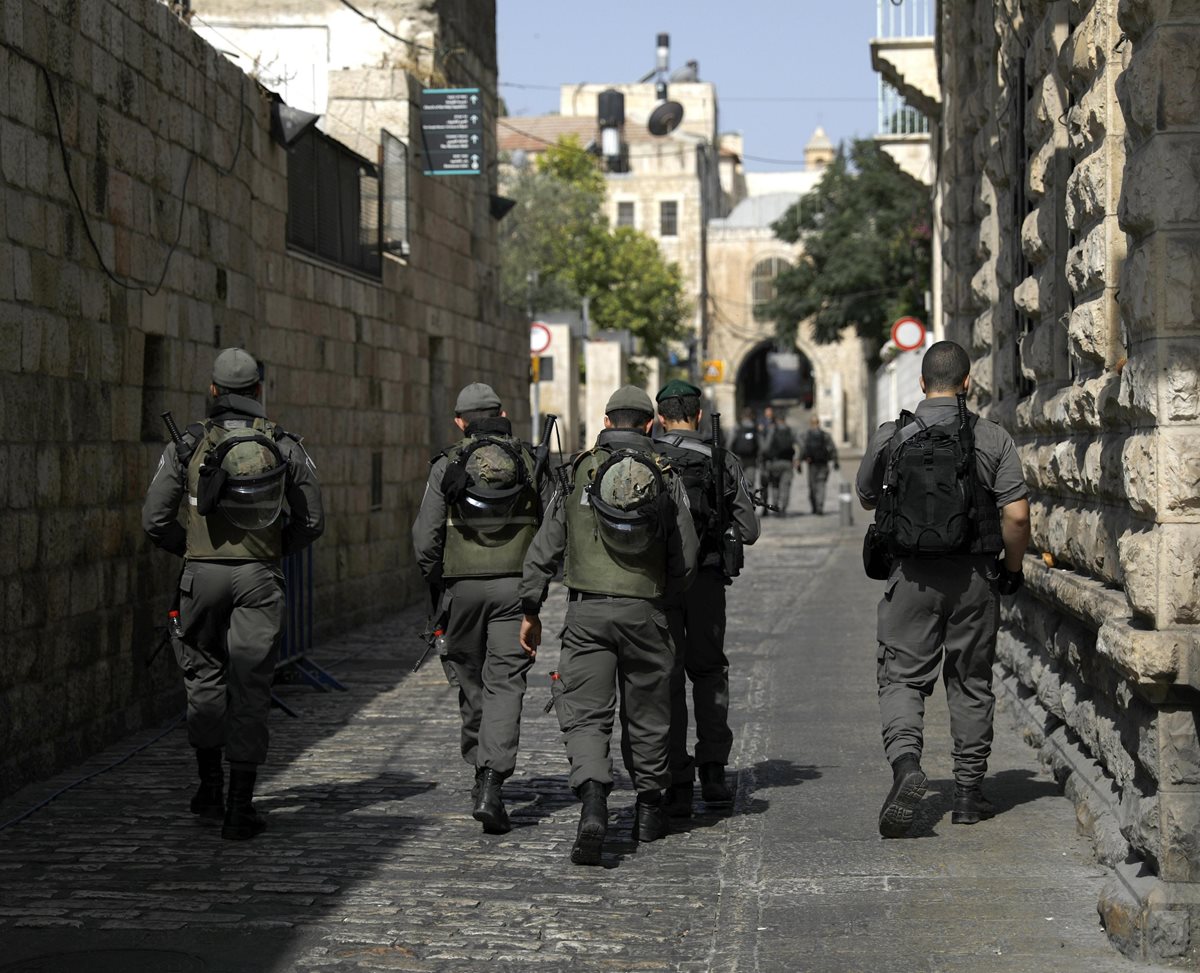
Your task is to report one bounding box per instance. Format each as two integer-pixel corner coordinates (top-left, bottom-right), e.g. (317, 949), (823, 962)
(648, 100), (684, 137)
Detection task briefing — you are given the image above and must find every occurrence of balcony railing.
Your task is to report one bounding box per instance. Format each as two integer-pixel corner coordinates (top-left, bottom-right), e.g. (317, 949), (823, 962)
(878, 80), (929, 136)
(876, 0), (934, 39)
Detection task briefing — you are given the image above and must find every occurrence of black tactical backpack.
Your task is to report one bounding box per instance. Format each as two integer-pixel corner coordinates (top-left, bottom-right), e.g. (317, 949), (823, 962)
(730, 425), (758, 459)
(803, 429), (831, 464)
(874, 411), (978, 556)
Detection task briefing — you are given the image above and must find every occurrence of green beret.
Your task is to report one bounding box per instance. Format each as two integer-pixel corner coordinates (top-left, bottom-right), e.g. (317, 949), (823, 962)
(212, 348), (259, 389)
(604, 384), (654, 415)
(656, 379), (702, 403)
(455, 382), (502, 414)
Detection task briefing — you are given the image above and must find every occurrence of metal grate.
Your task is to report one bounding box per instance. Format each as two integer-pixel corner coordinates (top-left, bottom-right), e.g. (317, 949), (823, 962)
(381, 129), (410, 258)
(286, 127), (381, 277)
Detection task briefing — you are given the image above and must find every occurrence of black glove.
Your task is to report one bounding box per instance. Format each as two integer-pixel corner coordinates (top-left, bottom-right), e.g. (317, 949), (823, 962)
(997, 563), (1023, 596)
(833, 461), (840, 470)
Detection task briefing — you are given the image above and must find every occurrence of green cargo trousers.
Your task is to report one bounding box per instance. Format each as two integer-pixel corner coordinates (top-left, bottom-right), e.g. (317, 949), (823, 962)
(442, 576), (532, 778)
(666, 569), (731, 785)
(763, 459), (793, 513)
(174, 559), (284, 766)
(876, 554), (1000, 786)
(807, 463), (831, 513)
(555, 594), (674, 794)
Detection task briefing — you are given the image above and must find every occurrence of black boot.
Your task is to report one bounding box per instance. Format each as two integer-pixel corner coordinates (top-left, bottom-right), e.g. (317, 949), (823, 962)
(699, 763), (733, 806)
(471, 766), (486, 805)
(222, 767), (266, 841)
(633, 790), (668, 842)
(190, 747), (224, 819)
(472, 769), (511, 834)
(878, 755), (927, 838)
(666, 781), (694, 818)
(951, 783), (995, 825)
(571, 780), (608, 866)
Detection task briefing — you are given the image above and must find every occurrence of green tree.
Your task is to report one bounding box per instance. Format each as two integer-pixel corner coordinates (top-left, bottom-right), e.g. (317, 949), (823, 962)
(758, 138), (931, 349)
(500, 137), (688, 357)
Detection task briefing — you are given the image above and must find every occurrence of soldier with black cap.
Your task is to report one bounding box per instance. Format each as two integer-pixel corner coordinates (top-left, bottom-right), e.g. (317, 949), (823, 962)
(411, 382), (550, 836)
(142, 347), (325, 840)
(519, 385), (699, 866)
(651, 379), (760, 817)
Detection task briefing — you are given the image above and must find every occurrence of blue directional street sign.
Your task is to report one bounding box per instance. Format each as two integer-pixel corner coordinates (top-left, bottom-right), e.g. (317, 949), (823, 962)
(420, 87), (484, 176)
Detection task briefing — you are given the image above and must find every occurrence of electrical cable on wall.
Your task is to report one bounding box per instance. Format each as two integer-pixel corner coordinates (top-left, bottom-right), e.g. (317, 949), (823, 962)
(2, 38), (247, 297)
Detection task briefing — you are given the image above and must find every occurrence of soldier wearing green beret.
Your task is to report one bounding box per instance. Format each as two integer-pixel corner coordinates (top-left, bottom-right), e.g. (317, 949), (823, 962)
(651, 380), (760, 816)
(519, 385), (699, 865)
(142, 348), (325, 840)
(411, 382), (552, 835)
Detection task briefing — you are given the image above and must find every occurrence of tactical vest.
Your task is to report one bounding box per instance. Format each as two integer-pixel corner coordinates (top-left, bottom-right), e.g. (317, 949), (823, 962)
(185, 417), (285, 560)
(441, 436), (540, 579)
(655, 435), (722, 568)
(764, 425), (795, 460)
(875, 411), (1003, 557)
(565, 446), (668, 599)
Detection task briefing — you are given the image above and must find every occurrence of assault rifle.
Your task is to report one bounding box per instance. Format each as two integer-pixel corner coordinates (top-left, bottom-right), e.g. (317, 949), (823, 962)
(710, 412), (744, 578)
(750, 488), (781, 514)
(532, 413), (559, 488)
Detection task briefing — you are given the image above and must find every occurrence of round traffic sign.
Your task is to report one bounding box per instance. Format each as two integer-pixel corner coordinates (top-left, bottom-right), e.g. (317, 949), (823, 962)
(530, 323), (552, 355)
(891, 316), (927, 351)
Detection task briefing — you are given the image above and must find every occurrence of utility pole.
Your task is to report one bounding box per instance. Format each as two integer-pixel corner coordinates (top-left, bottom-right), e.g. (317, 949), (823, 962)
(527, 270), (539, 442)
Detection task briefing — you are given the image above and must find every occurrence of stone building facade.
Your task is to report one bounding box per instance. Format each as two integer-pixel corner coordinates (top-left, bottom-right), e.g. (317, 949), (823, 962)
(499, 85), (870, 446)
(884, 0), (1200, 959)
(0, 0), (523, 796)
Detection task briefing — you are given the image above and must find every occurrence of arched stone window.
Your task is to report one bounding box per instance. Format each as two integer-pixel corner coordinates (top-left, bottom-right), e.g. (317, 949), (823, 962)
(751, 257), (789, 312)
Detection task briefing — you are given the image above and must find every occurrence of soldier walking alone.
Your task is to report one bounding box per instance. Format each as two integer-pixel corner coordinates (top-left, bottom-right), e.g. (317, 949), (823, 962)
(856, 341), (1030, 838)
(411, 383), (551, 834)
(519, 386), (698, 865)
(652, 381), (760, 816)
(799, 416), (839, 515)
(142, 348), (325, 840)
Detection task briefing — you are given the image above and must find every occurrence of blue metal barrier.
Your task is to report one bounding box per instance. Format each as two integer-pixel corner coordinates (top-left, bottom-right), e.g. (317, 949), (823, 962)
(273, 547), (345, 716)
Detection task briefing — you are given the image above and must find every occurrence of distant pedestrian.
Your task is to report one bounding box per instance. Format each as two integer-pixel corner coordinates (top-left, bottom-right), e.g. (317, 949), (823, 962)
(799, 416), (839, 515)
(411, 383), (551, 835)
(856, 341), (1030, 838)
(142, 348), (325, 840)
(519, 385), (699, 865)
(652, 381), (760, 818)
(728, 408), (761, 484)
(760, 410), (796, 515)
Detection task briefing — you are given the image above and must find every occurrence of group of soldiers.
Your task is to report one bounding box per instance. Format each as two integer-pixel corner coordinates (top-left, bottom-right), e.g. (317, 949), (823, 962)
(143, 339), (1029, 853)
(729, 407), (840, 517)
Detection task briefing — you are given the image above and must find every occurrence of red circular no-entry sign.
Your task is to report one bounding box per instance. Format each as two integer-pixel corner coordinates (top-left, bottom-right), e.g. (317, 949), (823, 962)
(891, 316), (927, 351)
(530, 323), (552, 355)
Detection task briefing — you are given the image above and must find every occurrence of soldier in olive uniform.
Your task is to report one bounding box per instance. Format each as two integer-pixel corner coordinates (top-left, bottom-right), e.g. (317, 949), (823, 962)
(142, 348), (325, 840)
(519, 386), (699, 866)
(411, 383), (549, 835)
(761, 411), (797, 515)
(652, 380), (760, 816)
(856, 341), (1030, 837)
(799, 416), (839, 515)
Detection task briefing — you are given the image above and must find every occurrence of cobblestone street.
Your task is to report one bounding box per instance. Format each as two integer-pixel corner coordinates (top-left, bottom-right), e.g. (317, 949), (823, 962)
(0, 489), (1182, 972)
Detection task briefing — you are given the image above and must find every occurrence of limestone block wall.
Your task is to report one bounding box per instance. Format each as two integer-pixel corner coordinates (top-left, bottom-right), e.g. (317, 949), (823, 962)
(938, 0), (1200, 959)
(0, 0), (523, 797)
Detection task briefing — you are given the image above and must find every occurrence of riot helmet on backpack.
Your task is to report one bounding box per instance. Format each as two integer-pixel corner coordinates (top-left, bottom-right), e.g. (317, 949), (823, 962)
(194, 423), (287, 532)
(588, 449), (665, 557)
(442, 438), (533, 546)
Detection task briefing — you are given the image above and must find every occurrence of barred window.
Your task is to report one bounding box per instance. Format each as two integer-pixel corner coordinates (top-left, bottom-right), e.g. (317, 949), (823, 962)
(659, 200), (678, 237)
(617, 201), (635, 228)
(752, 257), (789, 312)
(287, 127), (381, 277)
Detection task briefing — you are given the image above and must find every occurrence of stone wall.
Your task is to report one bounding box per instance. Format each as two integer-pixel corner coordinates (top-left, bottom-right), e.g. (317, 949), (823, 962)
(0, 0), (524, 797)
(937, 0), (1200, 960)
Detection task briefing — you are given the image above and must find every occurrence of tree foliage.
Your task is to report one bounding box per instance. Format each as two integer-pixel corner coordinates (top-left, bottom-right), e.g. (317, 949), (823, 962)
(499, 137), (688, 357)
(758, 139), (931, 349)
